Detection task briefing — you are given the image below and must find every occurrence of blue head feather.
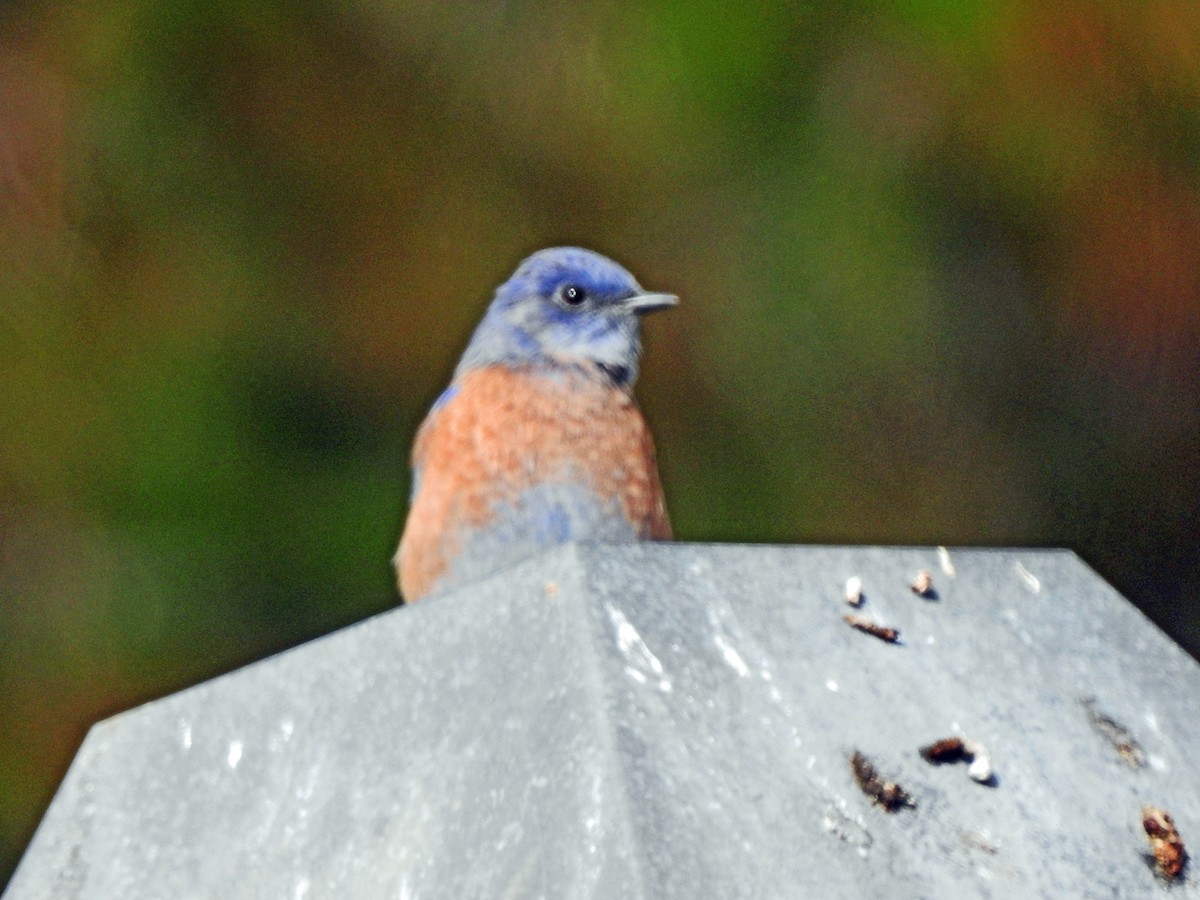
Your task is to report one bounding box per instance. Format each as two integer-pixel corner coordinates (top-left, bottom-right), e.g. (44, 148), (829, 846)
(454, 247), (677, 387)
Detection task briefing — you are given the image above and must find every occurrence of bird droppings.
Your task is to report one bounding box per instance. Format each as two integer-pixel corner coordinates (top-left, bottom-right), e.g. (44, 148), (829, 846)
(967, 750), (994, 784)
(937, 546), (956, 577)
(910, 570), (936, 599)
(1082, 698), (1146, 769)
(850, 751), (915, 812)
(920, 737), (968, 764)
(919, 737), (995, 785)
(843, 614), (900, 644)
(844, 576), (864, 607)
(1142, 805), (1187, 881)
(1014, 561), (1040, 593)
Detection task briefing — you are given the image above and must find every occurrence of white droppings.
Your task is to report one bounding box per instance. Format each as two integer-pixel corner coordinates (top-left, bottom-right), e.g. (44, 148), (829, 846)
(280, 718), (295, 740)
(925, 635), (936, 645)
(923, 735), (995, 784)
(911, 569), (934, 597)
(963, 738), (993, 783)
(825, 679), (839, 692)
(967, 754), (993, 783)
(1144, 712), (1160, 733)
(179, 720), (192, 751)
(1148, 754), (1168, 772)
(1015, 561), (1040, 593)
(714, 633), (750, 678)
(844, 575), (864, 607)
(606, 604), (672, 692)
(293, 875), (311, 900)
(937, 546), (956, 577)
(227, 740), (244, 770)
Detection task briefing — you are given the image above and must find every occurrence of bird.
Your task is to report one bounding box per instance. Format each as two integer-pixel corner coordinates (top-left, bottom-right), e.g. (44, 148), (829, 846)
(394, 246), (677, 601)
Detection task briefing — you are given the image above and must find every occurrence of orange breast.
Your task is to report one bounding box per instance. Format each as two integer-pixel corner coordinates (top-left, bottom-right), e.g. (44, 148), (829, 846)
(396, 365), (671, 600)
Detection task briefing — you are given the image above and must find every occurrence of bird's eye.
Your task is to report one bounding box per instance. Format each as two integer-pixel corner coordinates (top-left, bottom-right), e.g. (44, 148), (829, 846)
(560, 284), (587, 306)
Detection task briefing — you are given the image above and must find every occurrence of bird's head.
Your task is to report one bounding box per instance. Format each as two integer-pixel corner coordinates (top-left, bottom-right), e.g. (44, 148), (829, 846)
(455, 247), (677, 387)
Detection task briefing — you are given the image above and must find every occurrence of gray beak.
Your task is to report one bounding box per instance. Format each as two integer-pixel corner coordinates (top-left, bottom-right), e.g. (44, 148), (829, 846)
(623, 292), (679, 314)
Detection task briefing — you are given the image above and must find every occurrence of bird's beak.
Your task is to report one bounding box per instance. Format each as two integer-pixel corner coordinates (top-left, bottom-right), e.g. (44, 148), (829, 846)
(624, 292), (679, 314)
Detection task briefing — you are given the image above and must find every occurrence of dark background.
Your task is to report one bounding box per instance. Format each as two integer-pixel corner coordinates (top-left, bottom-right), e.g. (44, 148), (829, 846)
(2, 0), (1198, 886)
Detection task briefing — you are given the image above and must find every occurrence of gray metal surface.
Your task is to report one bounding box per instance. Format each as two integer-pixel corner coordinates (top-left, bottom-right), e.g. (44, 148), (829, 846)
(6, 544), (1199, 898)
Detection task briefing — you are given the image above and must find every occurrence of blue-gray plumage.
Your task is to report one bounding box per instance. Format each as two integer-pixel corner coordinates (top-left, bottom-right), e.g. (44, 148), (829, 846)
(453, 247), (678, 387)
(396, 247), (677, 600)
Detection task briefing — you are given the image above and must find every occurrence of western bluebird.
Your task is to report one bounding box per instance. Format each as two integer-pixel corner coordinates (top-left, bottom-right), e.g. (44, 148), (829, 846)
(394, 247), (677, 601)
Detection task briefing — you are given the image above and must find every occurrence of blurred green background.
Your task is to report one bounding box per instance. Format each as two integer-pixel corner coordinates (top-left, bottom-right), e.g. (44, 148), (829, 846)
(2, 0), (1198, 884)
